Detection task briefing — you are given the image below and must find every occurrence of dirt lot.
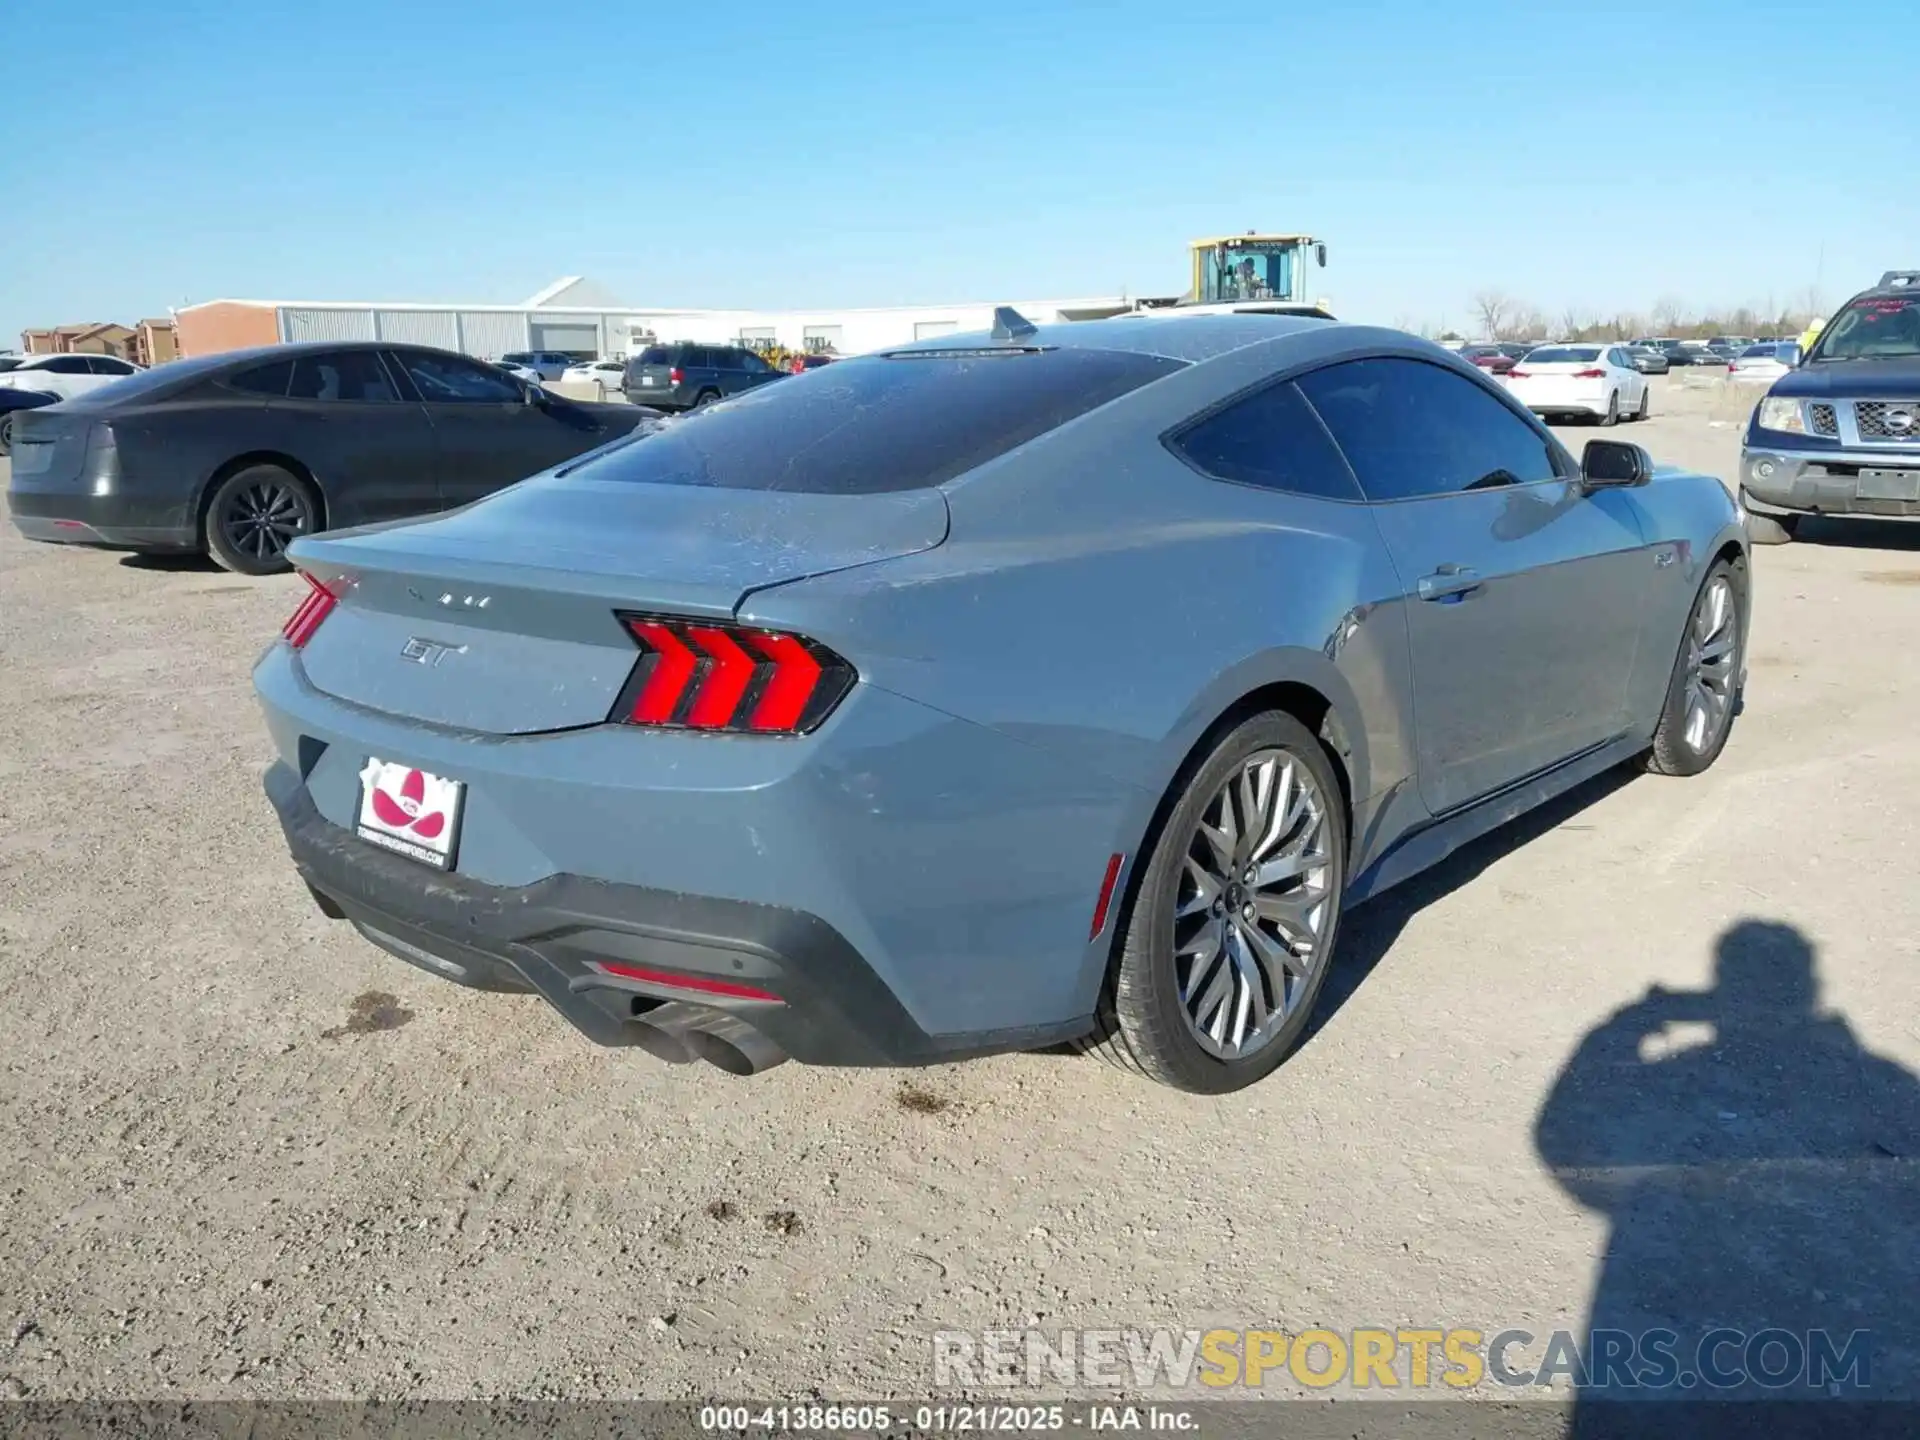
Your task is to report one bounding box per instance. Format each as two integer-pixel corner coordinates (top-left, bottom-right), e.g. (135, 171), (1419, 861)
(2, 373), (1917, 1405)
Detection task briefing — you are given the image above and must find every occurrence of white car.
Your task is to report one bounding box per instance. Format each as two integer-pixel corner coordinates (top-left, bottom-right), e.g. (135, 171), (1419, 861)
(494, 360), (545, 388)
(1728, 341), (1801, 384)
(0, 352), (143, 401)
(560, 358), (628, 393)
(1503, 343), (1650, 424)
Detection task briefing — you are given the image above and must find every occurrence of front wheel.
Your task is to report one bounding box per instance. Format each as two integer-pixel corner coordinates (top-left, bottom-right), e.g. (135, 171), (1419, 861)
(204, 464), (319, 576)
(1081, 711), (1348, 1093)
(1644, 558), (1746, 776)
(0, 414), (12, 457)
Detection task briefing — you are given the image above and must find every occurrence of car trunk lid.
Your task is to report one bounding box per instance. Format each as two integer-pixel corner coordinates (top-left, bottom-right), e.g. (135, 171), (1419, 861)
(286, 476), (948, 735)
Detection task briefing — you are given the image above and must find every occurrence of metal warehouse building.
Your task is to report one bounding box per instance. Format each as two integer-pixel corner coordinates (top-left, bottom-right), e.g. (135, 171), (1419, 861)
(174, 277), (641, 362)
(173, 277), (1134, 362)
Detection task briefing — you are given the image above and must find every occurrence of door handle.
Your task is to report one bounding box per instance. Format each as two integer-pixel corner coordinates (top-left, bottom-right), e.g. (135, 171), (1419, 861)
(1417, 565), (1484, 602)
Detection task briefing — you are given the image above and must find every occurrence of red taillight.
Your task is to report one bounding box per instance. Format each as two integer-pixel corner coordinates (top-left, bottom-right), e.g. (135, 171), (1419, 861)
(1572, 368), (1606, 379)
(281, 572), (336, 649)
(668, 366), (684, 385)
(611, 614), (855, 735)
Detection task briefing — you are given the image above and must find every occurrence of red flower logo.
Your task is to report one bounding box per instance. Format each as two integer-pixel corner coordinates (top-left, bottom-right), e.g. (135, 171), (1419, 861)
(370, 767), (447, 839)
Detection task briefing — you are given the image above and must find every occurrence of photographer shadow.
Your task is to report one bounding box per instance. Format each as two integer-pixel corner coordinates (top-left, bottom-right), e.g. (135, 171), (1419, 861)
(1534, 920), (1920, 1425)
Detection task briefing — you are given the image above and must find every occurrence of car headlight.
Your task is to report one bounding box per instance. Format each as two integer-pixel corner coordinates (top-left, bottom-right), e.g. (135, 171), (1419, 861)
(1756, 397), (1805, 434)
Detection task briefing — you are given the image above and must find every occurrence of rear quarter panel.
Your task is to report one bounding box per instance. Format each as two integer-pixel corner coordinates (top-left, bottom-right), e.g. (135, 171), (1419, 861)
(744, 336), (1423, 1014)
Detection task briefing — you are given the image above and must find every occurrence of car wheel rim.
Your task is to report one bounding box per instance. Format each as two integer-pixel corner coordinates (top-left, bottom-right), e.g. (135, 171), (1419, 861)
(1682, 576), (1738, 752)
(1173, 748), (1335, 1060)
(223, 482), (308, 562)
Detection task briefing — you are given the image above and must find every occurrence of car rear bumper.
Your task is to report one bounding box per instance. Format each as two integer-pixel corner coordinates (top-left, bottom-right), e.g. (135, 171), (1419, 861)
(265, 763), (1085, 1066)
(254, 643), (1137, 1063)
(5, 487), (199, 550)
(1741, 445), (1920, 519)
(1513, 393), (1612, 417)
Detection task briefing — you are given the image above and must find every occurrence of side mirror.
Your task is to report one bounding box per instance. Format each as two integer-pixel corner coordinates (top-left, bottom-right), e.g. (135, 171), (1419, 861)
(1315, 243), (1328, 268)
(1581, 439), (1652, 490)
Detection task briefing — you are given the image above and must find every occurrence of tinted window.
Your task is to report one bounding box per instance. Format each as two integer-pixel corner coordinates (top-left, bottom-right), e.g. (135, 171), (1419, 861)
(1812, 296), (1920, 361)
(1526, 347), (1602, 364)
(88, 357), (135, 375)
(47, 356), (91, 374)
(737, 350), (772, 374)
(396, 352), (522, 403)
(572, 347), (1183, 495)
(502, 352), (533, 364)
(1169, 381), (1360, 501)
(636, 347), (670, 366)
(288, 351), (400, 403)
(1297, 357), (1558, 502)
(227, 361), (294, 396)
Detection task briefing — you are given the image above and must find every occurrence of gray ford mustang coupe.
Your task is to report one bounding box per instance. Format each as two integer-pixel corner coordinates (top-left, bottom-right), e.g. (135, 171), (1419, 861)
(255, 314), (1749, 1092)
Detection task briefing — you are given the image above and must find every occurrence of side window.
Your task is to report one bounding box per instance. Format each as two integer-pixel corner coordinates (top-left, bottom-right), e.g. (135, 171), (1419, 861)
(1297, 357), (1559, 502)
(692, 347), (717, 369)
(737, 350), (771, 374)
(49, 356), (90, 374)
(87, 356), (133, 375)
(1168, 380), (1362, 502)
(288, 351), (400, 403)
(397, 351), (524, 403)
(227, 361), (294, 396)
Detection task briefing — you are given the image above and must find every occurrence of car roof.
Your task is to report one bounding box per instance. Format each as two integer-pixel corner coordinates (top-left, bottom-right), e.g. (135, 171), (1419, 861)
(900, 311), (1340, 366)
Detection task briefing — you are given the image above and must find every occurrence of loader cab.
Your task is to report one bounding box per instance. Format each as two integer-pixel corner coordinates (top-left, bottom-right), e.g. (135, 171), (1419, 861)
(1191, 234), (1325, 306)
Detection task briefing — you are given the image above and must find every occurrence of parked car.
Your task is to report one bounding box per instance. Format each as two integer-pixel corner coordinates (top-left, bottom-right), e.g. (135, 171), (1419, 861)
(1504, 344), (1651, 424)
(0, 352), (143, 401)
(256, 316), (1748, 1093)
(1625, 345), (1671, 375)
(499, 350), (576, 381)
(790, 353), (838, 373)
(495, 360), (545, 387)
(6, 341), (657, 576)
(623, 342), (789, 410)
(561, 359), (629, 393)
(1728, 341), (1801, 384)
(1670, 341), (1725, 368)
(1459, 342), (1530, 375)
(0, 387), (61, 455)
(1742, 270), (1920, 544)
(1710, 336), (1757, 354)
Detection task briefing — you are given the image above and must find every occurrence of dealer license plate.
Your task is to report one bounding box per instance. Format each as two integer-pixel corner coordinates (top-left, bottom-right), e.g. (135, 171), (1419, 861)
(356, 759), (465, 870)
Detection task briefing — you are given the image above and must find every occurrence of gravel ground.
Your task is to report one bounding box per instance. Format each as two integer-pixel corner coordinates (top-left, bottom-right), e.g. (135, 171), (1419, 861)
(2, 374), (1917, 1406)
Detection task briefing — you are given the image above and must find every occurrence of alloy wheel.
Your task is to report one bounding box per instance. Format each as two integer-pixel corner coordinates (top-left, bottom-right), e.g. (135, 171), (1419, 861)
(221, 481), (309, 564)
(1173, 748), (1335, 1060)
(1683, 575), (1738, 751)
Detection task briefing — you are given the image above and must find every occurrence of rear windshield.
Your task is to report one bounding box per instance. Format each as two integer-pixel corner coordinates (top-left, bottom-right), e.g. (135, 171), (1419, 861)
(636, 347), (671, 366)
(1524, 347), (1601, 364)
(571, 346), (1185, 494)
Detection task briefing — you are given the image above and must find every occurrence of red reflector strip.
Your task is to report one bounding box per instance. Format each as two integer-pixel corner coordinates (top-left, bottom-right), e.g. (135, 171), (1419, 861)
(1089, 852), (1125, 941)
(744, 631), (821, 731)
(625, 620), (697, 723)
(683, 626), (755, 728)
(595, 961), (782, 1003)
(282, 573), (337, 649)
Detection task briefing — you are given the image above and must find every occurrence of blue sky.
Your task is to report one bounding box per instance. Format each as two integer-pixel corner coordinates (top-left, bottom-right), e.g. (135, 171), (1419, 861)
(4, 0), (1915, 345)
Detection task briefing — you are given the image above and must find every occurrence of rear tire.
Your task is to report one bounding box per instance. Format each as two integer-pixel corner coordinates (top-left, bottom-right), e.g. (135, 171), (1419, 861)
(692, 389), (721, 409)
(1080, 711), (1348, 1093)
(1599, 391), (1620, 426)
(1644, 557), (1745, 777)
(204, 464), (319, 576)
(0, 414), (12, 457)
(1744, 510), (1798, 546)
(1634, 385), (1652, 421)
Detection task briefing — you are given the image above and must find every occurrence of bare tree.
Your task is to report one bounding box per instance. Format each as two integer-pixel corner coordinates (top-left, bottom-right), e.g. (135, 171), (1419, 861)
(1472, 290), (1512, 340)
(1560, 306), (1592, 341)
(1651, 295), (1684, 334)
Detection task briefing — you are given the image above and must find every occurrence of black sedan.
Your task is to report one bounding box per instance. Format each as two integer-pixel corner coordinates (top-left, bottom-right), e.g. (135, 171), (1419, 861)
(5, 342), (656, 574)
(0, 386), (61, 456)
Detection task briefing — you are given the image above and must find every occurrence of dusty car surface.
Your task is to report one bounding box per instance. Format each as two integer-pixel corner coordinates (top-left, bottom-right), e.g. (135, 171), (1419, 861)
(256, 315), (1749, 1092)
